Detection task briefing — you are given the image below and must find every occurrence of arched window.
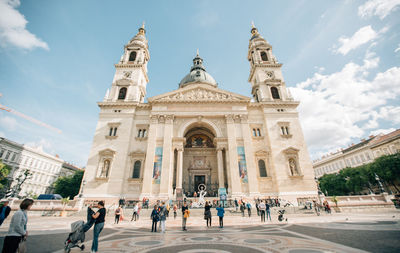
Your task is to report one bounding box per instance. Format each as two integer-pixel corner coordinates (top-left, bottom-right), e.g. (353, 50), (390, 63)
(271, 87), (280, 99)
(118, 87), (127, 100)
(132, 160), (141, 178)
(129, 51), (137, 62)
(260, 51), (268, 61)
(258, 160), (267, 177)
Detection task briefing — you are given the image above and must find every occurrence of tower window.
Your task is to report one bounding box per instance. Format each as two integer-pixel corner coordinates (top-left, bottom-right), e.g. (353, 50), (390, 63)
(252, 128), (262, 137)
(118, 87), (127, 100)
(109, 127), (118, 136)
(258, 159), (267, 177)
(137, 129), (147, 138)
(271, 87), (280, 99)
(261, 51), (268, 61)
(253, 129), (257, 137)
(132, 160), (141, 178)
(129, 51), (137, 62)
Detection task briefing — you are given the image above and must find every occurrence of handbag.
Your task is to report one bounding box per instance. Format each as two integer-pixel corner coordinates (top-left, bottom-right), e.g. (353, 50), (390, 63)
(18, 237), (27, 253)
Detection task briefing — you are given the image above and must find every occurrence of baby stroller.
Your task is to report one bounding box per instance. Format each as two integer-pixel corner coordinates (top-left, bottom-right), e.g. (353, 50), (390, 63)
(278, 209), (287, 222)
(64, 220), (85, 253)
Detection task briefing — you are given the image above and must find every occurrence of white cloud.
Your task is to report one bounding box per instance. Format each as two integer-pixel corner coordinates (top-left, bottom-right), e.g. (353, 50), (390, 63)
(334, 25), (380, 55)
(395, 43), (400, 53)
(0, 114), (18, 130)
(25, 138), (54, 154)
(370, 128), (396, 136)
(292, 52), (400, 158)
(0, 0), (49, 50)
(358, 0), (400, 19)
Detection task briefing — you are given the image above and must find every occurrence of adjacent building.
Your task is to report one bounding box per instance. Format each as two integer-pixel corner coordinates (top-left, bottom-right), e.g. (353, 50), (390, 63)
(0, 137), (82, 197)
(81, 24), (318, 206)
(313, 129), (400, 178)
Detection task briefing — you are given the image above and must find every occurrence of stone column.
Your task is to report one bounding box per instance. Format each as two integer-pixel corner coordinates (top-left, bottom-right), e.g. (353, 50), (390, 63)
(240, 114), (260, 197)
(216, 147), (225, 189)
(225, 114), (241, 197)
(176, 147), (183, 189)
(160, 115), (174, 199)
(140, 115), (158, 198)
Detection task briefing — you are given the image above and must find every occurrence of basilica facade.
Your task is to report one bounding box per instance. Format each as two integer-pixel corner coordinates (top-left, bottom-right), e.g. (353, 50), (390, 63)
(80, 24), (318, 205)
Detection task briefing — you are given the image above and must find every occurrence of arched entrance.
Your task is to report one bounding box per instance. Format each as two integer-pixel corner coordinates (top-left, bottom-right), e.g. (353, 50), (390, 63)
(182, 126), (219, 197)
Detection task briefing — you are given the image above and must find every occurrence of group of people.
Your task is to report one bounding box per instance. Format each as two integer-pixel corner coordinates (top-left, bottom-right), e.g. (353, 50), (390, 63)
(204, 201), (225, 228)
(113, 202), (142, 224)
(150, 201), (190, 232)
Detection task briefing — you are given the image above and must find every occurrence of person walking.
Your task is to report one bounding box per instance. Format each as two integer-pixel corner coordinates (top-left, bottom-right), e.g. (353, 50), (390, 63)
(90, 201), (106, 253)
(216, 204), (225, 228)
(173, 204), (177, 219)
(204, 201), (212, 227)
(240, 202), (245, 217)
(0, 199), (12, 227)
(266, 202), (271, 221)
(259, 201), (266, 222)
(182, 202), (189, 231)
(234, 198), (238, 212)
(246, 202), (252, 217)
(159, 202), (167, 233)
(131, 203), (139, 221)
(150, 205), (159, 232)
(1, 198), (34, 253)
(114, 205), (122, 224)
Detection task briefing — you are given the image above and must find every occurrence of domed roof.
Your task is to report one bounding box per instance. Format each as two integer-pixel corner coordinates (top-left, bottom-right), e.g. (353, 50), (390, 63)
(179, 53), (217, 88)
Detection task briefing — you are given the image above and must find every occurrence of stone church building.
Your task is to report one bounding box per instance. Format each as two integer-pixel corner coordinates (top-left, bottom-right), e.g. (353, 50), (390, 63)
(80, 24), (317, 205)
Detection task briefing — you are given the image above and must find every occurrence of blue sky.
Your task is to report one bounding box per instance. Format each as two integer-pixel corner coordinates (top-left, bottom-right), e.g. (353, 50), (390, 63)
(0, 0), (399, 166)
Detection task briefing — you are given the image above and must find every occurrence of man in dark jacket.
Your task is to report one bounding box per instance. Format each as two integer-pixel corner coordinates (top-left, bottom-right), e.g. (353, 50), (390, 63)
(0, 200), (11, 226)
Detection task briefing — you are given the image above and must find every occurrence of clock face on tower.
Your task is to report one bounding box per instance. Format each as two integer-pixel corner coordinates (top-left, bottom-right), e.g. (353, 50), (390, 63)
(265, 71), (274, 79)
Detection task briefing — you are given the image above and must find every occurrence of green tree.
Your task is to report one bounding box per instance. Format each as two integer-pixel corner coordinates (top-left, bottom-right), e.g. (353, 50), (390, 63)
(54, 170), (84, 199)
(371, 153), (400, 192)
(319, 173), (349, 196)
(0, 160), (11, 189)
(6, 169), (32, 198)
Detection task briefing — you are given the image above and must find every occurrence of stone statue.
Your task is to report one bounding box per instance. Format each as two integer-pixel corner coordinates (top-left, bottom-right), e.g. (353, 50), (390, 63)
(289, 159), (297, 175)
(100, 160), (110, 178)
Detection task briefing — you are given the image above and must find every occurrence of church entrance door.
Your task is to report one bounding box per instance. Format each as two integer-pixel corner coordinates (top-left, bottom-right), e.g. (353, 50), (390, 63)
(194, 175), (205, 193)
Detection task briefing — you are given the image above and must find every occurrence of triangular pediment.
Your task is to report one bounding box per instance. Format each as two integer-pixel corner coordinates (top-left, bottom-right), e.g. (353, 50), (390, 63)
(148, 84), (250, 104)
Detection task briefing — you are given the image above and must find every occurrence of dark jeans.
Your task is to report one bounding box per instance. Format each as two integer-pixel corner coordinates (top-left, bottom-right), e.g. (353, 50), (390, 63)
(266, 210), (271, 221)
(206, 217), (211, 227)
(260, 210), (265, 222)
(219, 216), (223, 227)
(92, 222), (104, 252)
(248, 209), (251, 217)
(115, 215), (120, 224)
(131, 212), (138, 221)
(152, 220), (158, 232)
(2, 236), (22, 253)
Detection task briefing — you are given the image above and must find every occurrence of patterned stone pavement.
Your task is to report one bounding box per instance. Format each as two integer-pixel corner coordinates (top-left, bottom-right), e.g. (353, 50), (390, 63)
(1, 211), (399, 252)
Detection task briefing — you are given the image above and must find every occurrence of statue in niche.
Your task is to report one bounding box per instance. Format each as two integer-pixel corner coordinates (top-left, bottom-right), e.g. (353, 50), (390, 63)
(100, 160), (110, 178)
(289, 158), (298, 176)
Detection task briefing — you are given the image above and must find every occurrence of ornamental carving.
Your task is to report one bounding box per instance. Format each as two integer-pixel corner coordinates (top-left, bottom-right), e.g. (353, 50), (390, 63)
(156, 88), (244, 102)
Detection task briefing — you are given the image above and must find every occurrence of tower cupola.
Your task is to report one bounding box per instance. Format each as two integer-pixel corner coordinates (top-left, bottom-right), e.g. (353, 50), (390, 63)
(179, 50), (217, 88)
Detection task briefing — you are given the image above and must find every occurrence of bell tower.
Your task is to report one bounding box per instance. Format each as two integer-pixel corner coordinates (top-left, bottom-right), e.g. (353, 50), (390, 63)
(247, 23), (292, 102)
(104, 23), (150, 103)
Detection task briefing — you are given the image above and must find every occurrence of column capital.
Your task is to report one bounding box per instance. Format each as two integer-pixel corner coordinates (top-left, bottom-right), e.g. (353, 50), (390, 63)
(150, 114), (159, 124)
(239, 114), (248, 123)
(165, 114), (175, 124)
(225, 114), (234, 124)
(176, 147), (184, 152)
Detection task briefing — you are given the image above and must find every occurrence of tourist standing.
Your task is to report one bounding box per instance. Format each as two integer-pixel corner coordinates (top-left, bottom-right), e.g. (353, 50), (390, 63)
(240, 202), (245, 217)
(114, 205), (122, 224)
(159, 202), (167, 233)
(131, 203), (139, 221)
(204, 201), (212, 227)
(91, 201), (106, 253)
(266, 202), (271, 221)
(234, 198), (238, 211)
(255, 201), (260, 216)
(0, 199), (12, 227)
(150, 205), (159, 232)
(1, 198), (34, 253)
(173, 204), (177, 219)
(182, 202), (189, 231)
(246, 202), (252, 217)
(216, 204), (225, 228)
(259, 201), (266, 222)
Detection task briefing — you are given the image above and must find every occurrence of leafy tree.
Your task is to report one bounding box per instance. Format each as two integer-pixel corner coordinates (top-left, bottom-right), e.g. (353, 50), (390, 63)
(0, 160), (11, 190)
(370, 153), (400, 192)
(6, 169), (32, 198)
(319, 173), (349, 196)
(54, 170), (84, 199)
